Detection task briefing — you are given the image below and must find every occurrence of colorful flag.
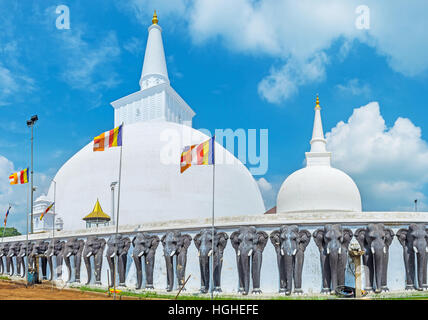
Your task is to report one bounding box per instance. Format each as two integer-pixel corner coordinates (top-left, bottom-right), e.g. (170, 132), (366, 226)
(180, 137), (215, 173)
(40, 202), (54, 221)
(4, 205), (11, 226)
(9, 168), (29, 185)
(93, 124), (123, 151)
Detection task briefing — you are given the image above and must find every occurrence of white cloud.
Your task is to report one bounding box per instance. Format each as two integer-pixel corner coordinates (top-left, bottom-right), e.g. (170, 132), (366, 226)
(58, 30), (121, 92)
(126, 0), (428, 104)
(326, 102), (428, 211)
(335, 78), (371, 97)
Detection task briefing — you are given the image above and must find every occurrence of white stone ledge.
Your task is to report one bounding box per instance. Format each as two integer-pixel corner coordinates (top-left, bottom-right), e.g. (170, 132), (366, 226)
(3, 211), (427, 242)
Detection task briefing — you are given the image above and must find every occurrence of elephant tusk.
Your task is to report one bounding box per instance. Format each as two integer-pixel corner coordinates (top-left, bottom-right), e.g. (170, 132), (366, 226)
(86, 252), (92, 258)
(237, 250), (241, 256)
(111, 252), (117, 258)
(413, 246), (418, 254)
(66, 252), (72, 258)
(371, 247), (375, 254)
(383, 247), (387, 254)
(198, 250), (200, 257)
(248, 249), (253, 257)
(338, 247), (341, 255)
(426, 247), (428, 253)
(281, 249), (285, 256)
(170, 250), (176, 257)
(292, 249), (297, 256)
(208, 250), (213, 257)
(326, 248), (330, 255)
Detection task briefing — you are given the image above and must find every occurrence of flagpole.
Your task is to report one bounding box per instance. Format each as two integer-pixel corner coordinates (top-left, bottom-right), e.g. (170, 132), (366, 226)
(52, 180), (56, 285)
(26, 171), (29, 282)
(113, 123), (124, 300)
(210, 136), (215, 300)
(1, 205), (8, 242)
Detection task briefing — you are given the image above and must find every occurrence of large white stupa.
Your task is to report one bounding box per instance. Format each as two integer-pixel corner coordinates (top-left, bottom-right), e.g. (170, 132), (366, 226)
(276, 96), (362, 214)
(41, 12), (265, 231)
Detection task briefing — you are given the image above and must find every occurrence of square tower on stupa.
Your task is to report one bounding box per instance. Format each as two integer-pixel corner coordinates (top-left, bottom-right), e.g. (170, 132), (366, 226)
(111, 11), (195, 127)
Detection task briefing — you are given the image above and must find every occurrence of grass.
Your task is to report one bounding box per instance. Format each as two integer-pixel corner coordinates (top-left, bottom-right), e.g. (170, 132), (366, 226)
(73, 285), (336, 300)
(0, 276), (10, 281)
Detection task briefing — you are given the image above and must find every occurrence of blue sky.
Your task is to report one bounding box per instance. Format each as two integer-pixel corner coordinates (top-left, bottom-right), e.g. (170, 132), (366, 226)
(1, 0), (428, 233)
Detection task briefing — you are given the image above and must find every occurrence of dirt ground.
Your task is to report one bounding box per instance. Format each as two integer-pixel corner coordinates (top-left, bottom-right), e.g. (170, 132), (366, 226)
(0, 280), (134, 300)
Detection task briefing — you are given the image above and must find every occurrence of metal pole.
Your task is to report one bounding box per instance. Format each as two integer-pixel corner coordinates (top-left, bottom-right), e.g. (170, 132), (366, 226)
(26, 169), (30, 283)
(30, 125), (34, 234)
(113, 124), (124, 300)
(210, 137), (215, 300)
(52, 180), (56, 285)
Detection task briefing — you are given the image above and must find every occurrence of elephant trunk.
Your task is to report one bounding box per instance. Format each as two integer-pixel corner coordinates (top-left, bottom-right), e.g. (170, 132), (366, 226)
(47, 256), (53, 281)
(199, 255), (210, 292)
(283, 253), (294, 294)
(84, 255), (91, 285)
(164, 255), (174, 291)
(372, 245), (384, 293)
(64, 256), (72, 282)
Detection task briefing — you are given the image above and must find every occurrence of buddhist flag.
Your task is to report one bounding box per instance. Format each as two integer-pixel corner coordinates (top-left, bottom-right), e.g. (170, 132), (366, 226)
(4, 205), (11, 226)
(180, 137), (215, 173)
(40, 202), (54, 221)
(9, 168), (29, 185)
(93, 124), (123, 151)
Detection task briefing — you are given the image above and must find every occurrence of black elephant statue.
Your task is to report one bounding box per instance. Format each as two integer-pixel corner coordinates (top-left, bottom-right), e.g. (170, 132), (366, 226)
(29, 240), (49, 280)
(270, 225), (311, 295)
(230, 226), (269, 295)
(313, 224), (353, 294)
(161, 231), (192, 291)
(45, 239), (65, 281)
(6, 242), (21, 276)
(355, 223), (394, 293)
(396, 223), (428, 290)
(0, 242), (10, 274)
(132, 232), (159, 290)
(106, 234), (131, 287)
(63, 237), (85, 283)
(83, 236), (106, 285)
(17, 241), (33, 277)
(193, 228), (229, 293)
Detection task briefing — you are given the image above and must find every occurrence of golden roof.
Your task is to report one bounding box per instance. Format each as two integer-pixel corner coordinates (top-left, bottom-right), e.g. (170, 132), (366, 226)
(315, 94), (321, 110)
(83, 199), (111, 221)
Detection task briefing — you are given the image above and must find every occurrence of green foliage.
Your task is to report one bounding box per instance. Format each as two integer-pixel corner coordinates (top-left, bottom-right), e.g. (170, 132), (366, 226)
(0, 227), (21, 237)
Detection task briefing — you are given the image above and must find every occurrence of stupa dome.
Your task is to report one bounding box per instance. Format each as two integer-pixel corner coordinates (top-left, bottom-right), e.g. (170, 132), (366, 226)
(46, 121), (265, 231)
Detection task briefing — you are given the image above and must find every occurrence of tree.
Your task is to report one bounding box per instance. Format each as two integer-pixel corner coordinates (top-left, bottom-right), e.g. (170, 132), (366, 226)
(0, 227), (21, 237)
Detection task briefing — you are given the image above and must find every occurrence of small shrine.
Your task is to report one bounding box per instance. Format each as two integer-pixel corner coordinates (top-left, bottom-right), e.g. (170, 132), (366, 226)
(83, 199), (111, 228)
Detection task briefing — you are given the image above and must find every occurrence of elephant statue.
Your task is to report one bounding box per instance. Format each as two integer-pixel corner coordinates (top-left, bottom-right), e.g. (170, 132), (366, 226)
(313, 224), (353, 294)
(29, 240), (49, 280)
(132, 232), (159, 290)
(45, 239), (65, 281)
(355, 223), (394, 293)
(161, 231), (192, 291)
(17, 241), (33, 277)
(106, 234), (131, 287)
(230, 226), (269, 295)
(0, 243), (10, 274)
(396, 223), (428, 290)
(193, 228), (229, 293)
(270, 225), (311, 295)
(83, 236), (106, 285)
(63, 237), (85, 283)
(6, 242), (21, 276)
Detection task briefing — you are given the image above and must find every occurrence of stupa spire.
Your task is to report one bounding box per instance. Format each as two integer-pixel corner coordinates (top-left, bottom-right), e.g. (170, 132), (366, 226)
(139, 10), (169, 90)
(305, 94), (331, 166)
(310, 94), (327, 153)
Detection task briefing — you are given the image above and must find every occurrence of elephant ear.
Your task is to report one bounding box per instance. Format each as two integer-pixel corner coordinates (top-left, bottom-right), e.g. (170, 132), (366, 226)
(78, 240), (85, 253)
(230, 231), (241, 252)
(256, 231), (269, 251)
(269, 230), (281, 253)
(384, 228), (394, 247)
(217, 232), (229, 251)
(100, 238), (107, 249)
(312, 229), (325, 251)
(161, 233), (167, 247)
(123, 237), (131, 252)
(297, 229), (311, 252)
(107, 236), (116, 247)
(193, 233), (202, 250)
(179, 234), (192, 252)
(396, 229), (408, 247)
(354, 228), (367, 248)
(150, 235), (160, 250)
(342, 229), (353, 248)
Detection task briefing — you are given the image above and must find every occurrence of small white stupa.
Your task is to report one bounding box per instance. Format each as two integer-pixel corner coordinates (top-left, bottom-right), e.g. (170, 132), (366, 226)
(276, 96), (362, 213)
